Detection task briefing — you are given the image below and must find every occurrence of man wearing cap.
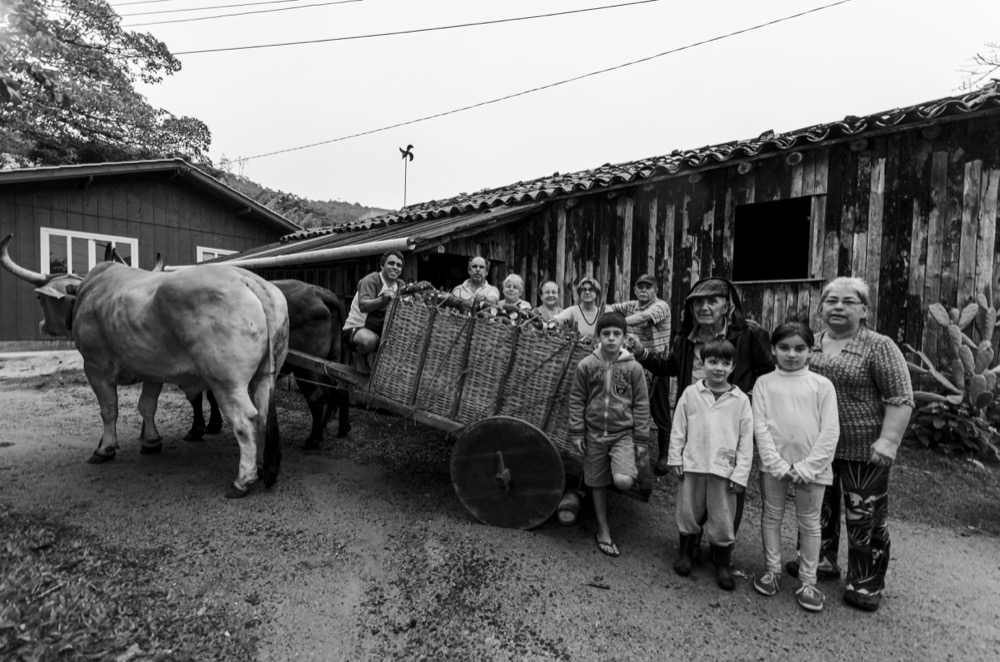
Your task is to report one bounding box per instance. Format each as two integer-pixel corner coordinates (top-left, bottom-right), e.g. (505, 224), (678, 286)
(451, 256), (500, 305)
(629, 276), (773, 532)
(609, 274), (672, 475)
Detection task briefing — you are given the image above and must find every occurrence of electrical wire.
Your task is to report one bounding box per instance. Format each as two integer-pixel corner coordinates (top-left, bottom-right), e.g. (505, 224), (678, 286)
(241, 0), (855, 161)
(120, 0), (336, 18)
(170, 0), (661, 53)
(123, 0), (360, 26)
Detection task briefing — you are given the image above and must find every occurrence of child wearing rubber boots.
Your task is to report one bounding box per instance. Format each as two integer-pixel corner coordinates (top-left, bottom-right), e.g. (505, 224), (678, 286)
(568, 312), (650, 558)
(668, 338), (753, 589)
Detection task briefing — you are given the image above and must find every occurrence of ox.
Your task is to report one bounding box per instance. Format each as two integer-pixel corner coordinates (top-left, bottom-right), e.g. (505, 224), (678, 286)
(0, 235), (289, 498)
(184, 279), (351, 448)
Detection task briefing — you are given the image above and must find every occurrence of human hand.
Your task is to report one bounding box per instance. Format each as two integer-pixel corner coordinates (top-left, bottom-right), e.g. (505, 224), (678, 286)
(786, 467), (803, 485)
(571, 437), (585, 455)
(869, 438), (895, 467)
(729, 480), (746, 494)
(627, 334), (645, 355)
(670, 465), (683, 479)
(382, 289), (397, 301)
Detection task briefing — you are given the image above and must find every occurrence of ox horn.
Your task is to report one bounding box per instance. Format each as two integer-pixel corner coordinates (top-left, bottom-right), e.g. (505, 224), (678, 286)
(0, 235), (50, 286)
(152, 252), (165, 272)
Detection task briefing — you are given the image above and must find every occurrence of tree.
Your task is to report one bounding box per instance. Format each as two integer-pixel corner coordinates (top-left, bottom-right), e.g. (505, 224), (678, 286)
(961, 42), (1000, 91)
(0, 0), (210, 166)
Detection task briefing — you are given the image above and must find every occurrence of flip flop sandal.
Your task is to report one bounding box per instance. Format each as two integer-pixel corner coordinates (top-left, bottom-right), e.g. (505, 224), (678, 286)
(595, 536), (620, 557)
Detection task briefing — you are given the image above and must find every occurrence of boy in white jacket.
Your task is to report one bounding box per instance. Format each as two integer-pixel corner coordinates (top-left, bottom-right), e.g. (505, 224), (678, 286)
(668, 338), (753, 590)
(752, 322), (839, 611)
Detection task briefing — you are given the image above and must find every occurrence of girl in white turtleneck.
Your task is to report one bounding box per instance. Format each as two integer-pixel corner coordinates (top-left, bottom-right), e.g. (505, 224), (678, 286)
(751, 321), (840, 613)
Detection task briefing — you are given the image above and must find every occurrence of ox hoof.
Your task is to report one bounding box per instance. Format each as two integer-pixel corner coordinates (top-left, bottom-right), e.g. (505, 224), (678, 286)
(139, 441), (163, 455)
(206, 423), (223, 435)
(183, 429), (205, 442)
(336, 425), (352, 438)
(224, 485), (250, 499)
(87, 452), (116, 464)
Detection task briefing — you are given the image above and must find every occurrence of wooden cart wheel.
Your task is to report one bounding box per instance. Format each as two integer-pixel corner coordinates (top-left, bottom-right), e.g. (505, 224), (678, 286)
(450, 416), (566, 530)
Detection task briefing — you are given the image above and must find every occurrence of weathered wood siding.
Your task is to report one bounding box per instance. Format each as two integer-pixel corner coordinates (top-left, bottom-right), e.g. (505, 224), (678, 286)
(0, 176), (283, 344)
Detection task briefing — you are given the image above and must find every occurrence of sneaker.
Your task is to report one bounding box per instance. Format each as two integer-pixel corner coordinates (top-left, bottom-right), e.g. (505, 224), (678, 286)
(796, 585), (826, 612)
(843, 586), (882, 612)
(784, 557), (841, 581)
(753, 571), (781, 597)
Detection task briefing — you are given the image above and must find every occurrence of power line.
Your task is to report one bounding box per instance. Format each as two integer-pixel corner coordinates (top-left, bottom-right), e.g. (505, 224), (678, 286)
(242, 0), (856, 162)
(120, 0), (329, 18)
(171, 0), (661, 54)
(123, 0), (360, 27)
(111, 0), (194, 6)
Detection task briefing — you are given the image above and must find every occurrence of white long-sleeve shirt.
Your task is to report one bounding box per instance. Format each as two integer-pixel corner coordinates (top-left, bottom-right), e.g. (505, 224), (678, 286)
(752, 367), (840, 485)
(669, 381), (754, 487)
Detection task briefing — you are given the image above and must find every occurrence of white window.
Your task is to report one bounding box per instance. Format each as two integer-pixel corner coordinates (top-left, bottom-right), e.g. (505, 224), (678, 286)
(197, 246), (236, 262)
(40, 228), (138, 275)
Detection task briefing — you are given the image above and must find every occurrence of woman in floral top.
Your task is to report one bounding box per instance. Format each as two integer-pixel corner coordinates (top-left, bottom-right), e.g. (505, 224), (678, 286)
(785, 277), (913, 612)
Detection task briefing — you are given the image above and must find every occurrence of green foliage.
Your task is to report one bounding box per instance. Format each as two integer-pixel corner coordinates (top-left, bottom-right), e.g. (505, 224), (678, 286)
(0, 0), (210, 165)
(905, 401), (1000, 461)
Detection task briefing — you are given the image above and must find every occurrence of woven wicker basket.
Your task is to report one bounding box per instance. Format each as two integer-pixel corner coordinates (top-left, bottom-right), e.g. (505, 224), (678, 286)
(455, 318), (516, 423)
(367, 299), (434, 405)
(415, 309), (475, 418)
(543, 340), (593, 475)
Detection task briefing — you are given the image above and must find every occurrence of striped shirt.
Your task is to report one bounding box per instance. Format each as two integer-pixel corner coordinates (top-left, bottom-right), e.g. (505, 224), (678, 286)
(610, 297), (671, 354)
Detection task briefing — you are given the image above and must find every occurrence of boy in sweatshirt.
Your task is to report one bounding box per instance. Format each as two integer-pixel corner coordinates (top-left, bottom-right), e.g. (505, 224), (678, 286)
(668, 338), (753, 589)
(569, 312), (650, 558)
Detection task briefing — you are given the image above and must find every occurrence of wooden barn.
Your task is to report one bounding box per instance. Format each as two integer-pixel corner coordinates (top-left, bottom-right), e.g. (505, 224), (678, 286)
(229, 84), (1000, 363)
(0, 159), (299, 349)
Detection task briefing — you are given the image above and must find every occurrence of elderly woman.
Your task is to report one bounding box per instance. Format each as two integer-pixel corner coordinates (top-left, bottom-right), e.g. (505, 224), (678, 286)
(550, 277), (605, 340)
(499, 274), (532, 313)
(533, 280), (563, 322)
(784, 277), (913, 612)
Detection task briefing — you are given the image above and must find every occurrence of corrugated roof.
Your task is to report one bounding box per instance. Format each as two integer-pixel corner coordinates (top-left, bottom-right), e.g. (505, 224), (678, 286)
(219, 202), (544, 262)
(281, 82), (1000, 245)
(0, 158), (301, 233)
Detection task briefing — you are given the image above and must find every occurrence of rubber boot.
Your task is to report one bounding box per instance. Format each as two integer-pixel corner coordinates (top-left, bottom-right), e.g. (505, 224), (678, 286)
(673, 534), (696, 576)
(711, 544), (736, 591)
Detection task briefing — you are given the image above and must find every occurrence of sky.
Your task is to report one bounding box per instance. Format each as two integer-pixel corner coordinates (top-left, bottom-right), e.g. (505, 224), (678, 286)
(128, 0), (1000, 211)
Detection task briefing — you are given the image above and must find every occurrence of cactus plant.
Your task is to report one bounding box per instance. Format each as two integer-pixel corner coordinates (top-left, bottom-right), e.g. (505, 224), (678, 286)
(905, 291), (1000, 460)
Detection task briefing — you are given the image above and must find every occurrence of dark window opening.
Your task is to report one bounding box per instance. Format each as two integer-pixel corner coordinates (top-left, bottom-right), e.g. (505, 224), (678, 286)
(732, 197), (812, 282)
(417, 252), (506, 292)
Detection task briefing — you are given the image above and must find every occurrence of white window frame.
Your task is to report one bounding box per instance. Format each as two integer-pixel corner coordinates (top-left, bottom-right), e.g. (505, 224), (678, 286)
(40, 227), (139, 274)
(196, 246), (236, 262)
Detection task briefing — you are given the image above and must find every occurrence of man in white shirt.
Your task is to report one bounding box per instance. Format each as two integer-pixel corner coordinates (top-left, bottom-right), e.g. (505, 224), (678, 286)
(343, 250), (403, 356)
(451, 256), (500, 305)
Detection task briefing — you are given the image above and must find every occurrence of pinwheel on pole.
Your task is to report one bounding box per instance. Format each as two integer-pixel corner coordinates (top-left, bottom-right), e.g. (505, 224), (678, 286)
(399, 144), (414, 208)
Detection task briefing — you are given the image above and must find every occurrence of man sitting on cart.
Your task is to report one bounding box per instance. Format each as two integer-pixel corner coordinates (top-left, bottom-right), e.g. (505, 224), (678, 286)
(343, 250), (404, 360)
(451, 256), (500, 307)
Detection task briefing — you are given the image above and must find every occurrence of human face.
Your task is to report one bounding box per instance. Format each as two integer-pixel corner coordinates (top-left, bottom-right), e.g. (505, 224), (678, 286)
(599, 327), (625, 359)
(578, 283), (597, 304)
(772, 334), (810, 372)
(635, 282), (656, 304)
(468, 258), (488, 285)
(381, 255), (403, 282)
(540, 283), (559, 307)
(503, 280), (522, 303)
(691, 295), (729, 330)
(821, 286), (867, 334)
(703, 356), (734, 389)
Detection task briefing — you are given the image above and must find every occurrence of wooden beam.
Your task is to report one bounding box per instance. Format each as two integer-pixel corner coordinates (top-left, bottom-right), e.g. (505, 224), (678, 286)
(616, 195), (634, 301)
(556, 203), (567, 304)
(865, 157), (886, 330)
(975, 169), (1000, 300)
(958, 160), (983, 300)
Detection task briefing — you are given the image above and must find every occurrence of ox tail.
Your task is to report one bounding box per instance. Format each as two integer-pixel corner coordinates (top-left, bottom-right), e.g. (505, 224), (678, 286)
(259, 284), (289, 489)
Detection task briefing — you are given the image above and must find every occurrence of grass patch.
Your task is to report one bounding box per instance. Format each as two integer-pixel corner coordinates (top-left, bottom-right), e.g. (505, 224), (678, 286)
(0, 505), (256, 662)
(892, 443), (1000, 536)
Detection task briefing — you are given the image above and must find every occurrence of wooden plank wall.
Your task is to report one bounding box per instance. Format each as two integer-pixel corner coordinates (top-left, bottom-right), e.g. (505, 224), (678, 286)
(0, 175), (286, 342)
(437, 115), (1000, 366)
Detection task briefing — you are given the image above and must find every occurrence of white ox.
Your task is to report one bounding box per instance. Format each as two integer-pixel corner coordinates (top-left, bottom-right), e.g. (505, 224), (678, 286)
(0, 235), (289, 498)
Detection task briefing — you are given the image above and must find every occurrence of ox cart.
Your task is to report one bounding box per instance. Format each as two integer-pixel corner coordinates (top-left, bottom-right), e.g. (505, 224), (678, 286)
(284, 295), (654, 530)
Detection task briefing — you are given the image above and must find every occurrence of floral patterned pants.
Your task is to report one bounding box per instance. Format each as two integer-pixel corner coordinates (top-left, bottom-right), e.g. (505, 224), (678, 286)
(819, 459), (891, 592)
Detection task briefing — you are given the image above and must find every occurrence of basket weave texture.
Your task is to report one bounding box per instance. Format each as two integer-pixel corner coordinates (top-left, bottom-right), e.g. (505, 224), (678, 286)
(415, 310), (475, 418)
(367, 299), (433, 404)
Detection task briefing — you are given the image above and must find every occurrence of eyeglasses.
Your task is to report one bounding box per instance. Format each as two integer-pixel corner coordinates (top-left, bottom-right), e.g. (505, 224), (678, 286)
(823, 298), (863, 307)
(579, 287), (596, 293)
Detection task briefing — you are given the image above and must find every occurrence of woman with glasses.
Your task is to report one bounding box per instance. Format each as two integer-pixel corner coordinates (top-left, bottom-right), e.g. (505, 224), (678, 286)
(533, 280), (563, 323)
(784, 276), (913, 612)
(550, 277), (605, 341)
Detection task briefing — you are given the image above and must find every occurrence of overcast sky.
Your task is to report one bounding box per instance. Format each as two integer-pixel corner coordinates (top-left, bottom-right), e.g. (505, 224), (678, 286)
(131, 0), (1000, 210)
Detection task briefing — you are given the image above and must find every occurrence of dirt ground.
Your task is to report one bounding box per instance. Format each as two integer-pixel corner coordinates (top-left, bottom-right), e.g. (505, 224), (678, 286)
(1, 351), (999, 661)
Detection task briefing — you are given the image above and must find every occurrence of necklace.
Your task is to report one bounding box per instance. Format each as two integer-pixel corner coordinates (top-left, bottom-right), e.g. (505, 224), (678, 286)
(579, 305), (599, 326)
